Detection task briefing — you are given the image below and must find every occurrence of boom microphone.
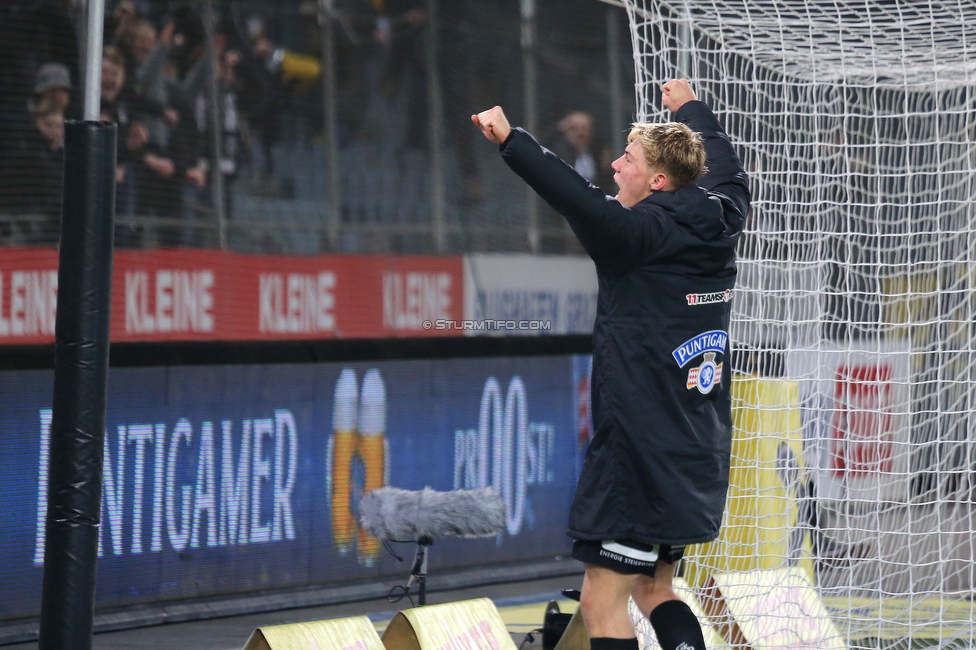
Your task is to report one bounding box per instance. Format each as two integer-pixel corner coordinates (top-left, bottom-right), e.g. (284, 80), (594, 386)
(359, 486), (505, 541)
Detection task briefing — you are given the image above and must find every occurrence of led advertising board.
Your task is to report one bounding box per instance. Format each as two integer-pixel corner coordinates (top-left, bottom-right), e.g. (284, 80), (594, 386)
(0, 356), (582, 620)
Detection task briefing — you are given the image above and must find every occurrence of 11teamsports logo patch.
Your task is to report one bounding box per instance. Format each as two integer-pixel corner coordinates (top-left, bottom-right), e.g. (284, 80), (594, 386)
(672, 330), (728, 394)
(685, 289), (732, 306)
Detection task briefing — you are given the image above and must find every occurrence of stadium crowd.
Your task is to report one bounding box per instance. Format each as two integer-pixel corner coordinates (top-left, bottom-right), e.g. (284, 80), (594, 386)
(0, 0), (432, 249)
(0, 0), (623, 253)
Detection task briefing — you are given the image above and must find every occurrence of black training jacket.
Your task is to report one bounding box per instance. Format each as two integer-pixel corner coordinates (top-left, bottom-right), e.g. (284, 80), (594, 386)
(500, 101), (749, 545)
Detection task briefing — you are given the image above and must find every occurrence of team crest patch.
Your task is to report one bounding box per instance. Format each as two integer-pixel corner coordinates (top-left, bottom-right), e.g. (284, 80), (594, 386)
(686, 352), (723, 394)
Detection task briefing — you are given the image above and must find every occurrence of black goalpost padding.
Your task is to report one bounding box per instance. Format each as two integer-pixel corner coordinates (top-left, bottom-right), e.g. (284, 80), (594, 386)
(38, 121), (117, 650)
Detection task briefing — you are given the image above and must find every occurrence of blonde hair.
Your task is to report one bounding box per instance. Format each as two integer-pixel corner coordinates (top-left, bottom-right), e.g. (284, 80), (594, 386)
(627, 122), (707, 189)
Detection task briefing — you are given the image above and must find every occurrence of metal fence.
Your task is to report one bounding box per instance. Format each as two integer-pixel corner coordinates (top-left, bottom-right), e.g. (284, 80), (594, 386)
(0, 0), (635, 254)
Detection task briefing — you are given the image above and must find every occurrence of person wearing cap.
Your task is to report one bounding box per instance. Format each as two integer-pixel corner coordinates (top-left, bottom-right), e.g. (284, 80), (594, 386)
(0, 62), (74, 228)
(0, 96), (65, 245)
(0, 63), (67, 163)
(32, 62), (76, 120)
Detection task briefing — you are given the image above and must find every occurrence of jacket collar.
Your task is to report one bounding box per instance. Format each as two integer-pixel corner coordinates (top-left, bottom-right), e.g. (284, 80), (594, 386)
(635, 184), (725, 239)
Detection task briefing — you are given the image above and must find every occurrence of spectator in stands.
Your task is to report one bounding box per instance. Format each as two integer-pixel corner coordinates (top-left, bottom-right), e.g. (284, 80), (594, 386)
(101, 45), (142, 239)
(152, 32), (211, 246)
(33, 62), (75, 119)
(33, 98), (64, 153)
(106, 0), (140, 72)
(0, 97), (64, 245)
(356, 0), (427, 151)
(0, 61), (74, 170)
(131, 20), (177, 148)
(538, 109), (615, 252)
(548, 110), (614, 193)
(101, 46), (131, 123)
(216, 48), (248, 216)
(179, 42), (251, 247)
(437, 0), (498, 205)
(0, 0), (80, 117)
(111, 13), (178, 142)
(121, 76), (209, 247)
(131, 20), (157, 68)
(114, 121), (150, 247)
(146, 78), (209, 248)
(244, 19), (319, 196)
(124, 119), (185, 246)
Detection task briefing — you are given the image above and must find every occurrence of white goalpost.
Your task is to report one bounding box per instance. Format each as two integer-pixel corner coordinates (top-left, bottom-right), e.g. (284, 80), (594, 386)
(615, 1), (976, 648)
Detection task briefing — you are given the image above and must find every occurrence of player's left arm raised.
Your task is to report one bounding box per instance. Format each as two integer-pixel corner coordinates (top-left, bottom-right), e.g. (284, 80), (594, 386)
(665, 81), (750, 229)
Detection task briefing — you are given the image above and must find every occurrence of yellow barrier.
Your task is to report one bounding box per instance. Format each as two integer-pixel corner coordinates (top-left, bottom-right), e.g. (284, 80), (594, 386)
(684, 377), (813, 588)
(381, 598), (517, 650)
(242, 615), (385, 650)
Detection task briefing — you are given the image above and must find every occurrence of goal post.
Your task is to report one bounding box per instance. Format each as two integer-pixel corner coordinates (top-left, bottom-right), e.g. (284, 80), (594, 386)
(616, 0), (976, 646)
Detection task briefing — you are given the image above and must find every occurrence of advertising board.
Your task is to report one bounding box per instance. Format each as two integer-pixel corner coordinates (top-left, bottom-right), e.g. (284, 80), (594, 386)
(786, 343), (912, 503)
(0, 249), (464, 344)
(0, 356), (577, 620)
(463, 254), (597, 335)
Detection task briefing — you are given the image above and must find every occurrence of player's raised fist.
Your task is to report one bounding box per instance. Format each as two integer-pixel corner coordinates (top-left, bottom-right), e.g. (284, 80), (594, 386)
(472, 106), (512, 144)
(662, 79), (696, 113)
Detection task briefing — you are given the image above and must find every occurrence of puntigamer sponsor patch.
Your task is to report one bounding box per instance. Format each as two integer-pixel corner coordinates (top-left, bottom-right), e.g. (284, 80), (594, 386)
(672, 330), (728, 367)
(685, 289), (732, 306)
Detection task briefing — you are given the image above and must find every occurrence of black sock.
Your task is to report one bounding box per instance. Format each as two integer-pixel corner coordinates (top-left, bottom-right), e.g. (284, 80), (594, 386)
(590, 637), (639, 650)
(649, 600), (707, 650)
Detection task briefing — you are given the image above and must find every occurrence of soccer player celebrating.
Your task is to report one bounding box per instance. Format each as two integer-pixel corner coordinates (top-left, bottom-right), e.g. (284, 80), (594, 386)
(473, 79), (749, 650)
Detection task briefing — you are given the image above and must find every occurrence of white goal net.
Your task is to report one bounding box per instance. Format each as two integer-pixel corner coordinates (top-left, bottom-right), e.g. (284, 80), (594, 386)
(617, 1), (976, 648)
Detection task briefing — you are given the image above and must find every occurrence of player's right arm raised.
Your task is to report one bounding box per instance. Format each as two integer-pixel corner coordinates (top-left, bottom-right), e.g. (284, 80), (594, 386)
(474, 105), (663, 277)
(471, 106), (511, 144)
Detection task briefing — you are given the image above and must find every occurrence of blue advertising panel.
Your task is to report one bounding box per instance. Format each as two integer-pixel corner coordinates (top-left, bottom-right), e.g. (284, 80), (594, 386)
(0, 356), (580, 620)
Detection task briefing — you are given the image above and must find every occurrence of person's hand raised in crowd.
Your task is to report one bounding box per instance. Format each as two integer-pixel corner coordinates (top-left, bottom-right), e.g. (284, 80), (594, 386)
(144, 154), (175, 178)
(254, 37), (274, 60)
(472, 106), (511, 144)
(662, 79), (696, 113)
(221, 50), (242, 84)
(186, 166), (207, 188)
(160, 21), (175, 46)
(126, 122), (149, 151)
(112, 0), (137, 38)
(163, 107), (179, 125)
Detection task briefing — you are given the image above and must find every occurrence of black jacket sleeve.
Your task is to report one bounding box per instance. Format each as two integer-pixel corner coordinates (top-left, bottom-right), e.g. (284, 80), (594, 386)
(675, 100), (750, 236)
(499, 128), (668, 277)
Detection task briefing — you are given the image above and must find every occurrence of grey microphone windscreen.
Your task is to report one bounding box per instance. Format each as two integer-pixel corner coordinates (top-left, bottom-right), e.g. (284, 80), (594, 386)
(359, 486), (505, 541)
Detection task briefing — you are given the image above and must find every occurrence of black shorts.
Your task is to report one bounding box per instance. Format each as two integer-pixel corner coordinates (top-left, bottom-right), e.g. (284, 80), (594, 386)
(571, 539), (686, 577)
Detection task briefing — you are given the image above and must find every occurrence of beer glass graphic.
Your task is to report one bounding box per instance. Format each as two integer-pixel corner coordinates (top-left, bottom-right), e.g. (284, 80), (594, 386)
(330, 368), (359, 554)
(328, 368), (388, 565)
(356, 369), (386, 565)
